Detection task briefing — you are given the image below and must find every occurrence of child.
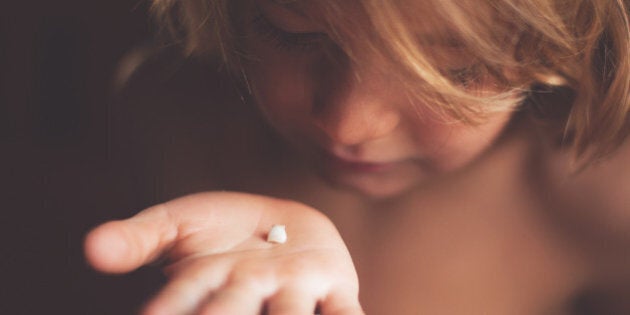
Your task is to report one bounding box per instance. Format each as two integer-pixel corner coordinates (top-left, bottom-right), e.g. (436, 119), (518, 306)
(85, 0), (630, 313)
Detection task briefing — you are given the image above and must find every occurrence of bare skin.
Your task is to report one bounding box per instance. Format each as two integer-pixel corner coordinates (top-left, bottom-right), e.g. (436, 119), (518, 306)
(86, 0), (630, 310)
(85, 56), (630, 314)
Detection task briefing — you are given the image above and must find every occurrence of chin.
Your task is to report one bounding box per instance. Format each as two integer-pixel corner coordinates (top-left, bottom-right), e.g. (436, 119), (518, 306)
(319, 169), (423, 200)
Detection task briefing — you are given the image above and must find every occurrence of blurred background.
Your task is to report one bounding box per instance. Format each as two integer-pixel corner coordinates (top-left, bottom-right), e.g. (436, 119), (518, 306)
(3, 0), (629, 314)
(1, 0), (167, 313)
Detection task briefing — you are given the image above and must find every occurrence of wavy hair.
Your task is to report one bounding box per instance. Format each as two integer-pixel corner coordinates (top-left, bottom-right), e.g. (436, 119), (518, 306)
(150, 0), (630, 162)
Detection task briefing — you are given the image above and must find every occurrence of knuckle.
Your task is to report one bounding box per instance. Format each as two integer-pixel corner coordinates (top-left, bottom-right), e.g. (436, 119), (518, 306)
(227, 262), (276, 292)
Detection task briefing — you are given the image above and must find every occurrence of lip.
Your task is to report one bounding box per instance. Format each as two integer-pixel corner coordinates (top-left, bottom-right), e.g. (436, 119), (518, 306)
(323, 152), (396, 173)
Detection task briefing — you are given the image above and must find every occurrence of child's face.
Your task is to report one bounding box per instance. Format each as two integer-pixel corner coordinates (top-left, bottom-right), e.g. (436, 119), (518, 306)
(242, 0), (516, 198)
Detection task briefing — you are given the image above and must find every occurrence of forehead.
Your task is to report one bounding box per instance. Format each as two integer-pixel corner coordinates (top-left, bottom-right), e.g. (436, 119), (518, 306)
(265, 0), (472, 46)
(257, 0), (510, 80)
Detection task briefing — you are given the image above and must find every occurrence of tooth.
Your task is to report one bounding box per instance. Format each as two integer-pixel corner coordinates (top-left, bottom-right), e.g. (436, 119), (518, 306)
(267, 225), (287, 244)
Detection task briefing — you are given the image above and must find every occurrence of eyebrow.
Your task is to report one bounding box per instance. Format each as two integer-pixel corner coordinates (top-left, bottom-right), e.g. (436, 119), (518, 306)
(416, 32), (465, 48)
(267, 0), (464, 48)
(269, 0), (308, 17)
(271, 0), (298, 4)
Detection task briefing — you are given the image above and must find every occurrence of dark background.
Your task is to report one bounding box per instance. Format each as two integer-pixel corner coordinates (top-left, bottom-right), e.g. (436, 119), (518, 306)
(3, 0), (629, 314)
(1, 0), (166, 313)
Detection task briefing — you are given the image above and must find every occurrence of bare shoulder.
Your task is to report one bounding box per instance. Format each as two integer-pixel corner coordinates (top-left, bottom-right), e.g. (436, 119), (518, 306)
(540, 138), (630, 313)
(543, 140), (630, 242)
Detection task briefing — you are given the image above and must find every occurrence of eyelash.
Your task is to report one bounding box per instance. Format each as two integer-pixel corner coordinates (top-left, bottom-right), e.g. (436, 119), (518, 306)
(447, 64), (483, 87)
(250, 12), (484, 86)
(251, 14), (326, 52)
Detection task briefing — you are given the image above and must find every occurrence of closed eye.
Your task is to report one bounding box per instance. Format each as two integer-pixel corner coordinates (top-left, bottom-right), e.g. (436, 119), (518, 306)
(446, 64), (484, 87)
(251, 13), (327, 53)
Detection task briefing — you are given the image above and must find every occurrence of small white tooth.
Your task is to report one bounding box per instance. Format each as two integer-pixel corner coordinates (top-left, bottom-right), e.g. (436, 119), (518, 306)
(267, 225), (287, 244)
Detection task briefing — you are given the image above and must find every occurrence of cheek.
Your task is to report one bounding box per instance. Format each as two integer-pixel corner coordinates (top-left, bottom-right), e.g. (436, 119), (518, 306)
(406, 110), (513, 169)
(245, 45), (319, 126)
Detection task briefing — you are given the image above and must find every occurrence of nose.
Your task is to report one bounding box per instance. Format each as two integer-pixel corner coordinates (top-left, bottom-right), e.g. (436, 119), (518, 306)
(312, 63), (402, 146)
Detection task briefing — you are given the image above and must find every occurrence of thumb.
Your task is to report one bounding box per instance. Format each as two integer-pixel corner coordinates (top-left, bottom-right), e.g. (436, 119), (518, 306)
(84, 204), (178, 274)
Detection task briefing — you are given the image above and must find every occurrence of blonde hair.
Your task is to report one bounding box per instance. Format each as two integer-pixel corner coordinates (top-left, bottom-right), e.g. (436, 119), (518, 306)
(151, 0), (630, 161)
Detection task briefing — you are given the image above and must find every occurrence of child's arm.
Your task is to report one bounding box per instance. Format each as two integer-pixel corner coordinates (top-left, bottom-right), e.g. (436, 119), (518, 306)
(84, 191), (364, 315)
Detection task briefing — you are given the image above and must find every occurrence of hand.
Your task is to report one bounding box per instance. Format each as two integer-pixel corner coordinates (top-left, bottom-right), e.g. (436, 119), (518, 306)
(84, 191), (364, 315)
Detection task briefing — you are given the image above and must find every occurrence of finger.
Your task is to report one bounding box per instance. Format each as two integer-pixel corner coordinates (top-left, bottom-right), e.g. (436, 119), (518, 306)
(84, 204), (178, 273)
(140, 258), (231, 315)
(318, 288), (364, 315)
(198, 279), (276, 315)
(266, 287), (318, 315)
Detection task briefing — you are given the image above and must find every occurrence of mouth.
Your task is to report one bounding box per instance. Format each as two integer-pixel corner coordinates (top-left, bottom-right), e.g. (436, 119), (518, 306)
(322, 152), (397, 173)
